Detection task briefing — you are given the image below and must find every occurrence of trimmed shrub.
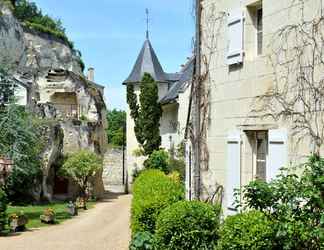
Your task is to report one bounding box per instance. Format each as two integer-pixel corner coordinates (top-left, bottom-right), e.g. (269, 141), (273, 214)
(155, 201), (220, 250)
(217, 211), (275, 250)
(143, 150), (169, 173)
(131, 170), (184, 235)
(129, 231), (156, 250)
(0, 188), (8, 232)
(168, 158), (185, 182)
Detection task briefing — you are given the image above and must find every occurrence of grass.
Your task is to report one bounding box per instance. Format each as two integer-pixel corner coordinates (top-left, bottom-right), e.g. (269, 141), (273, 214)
(7, 201), (96, 229)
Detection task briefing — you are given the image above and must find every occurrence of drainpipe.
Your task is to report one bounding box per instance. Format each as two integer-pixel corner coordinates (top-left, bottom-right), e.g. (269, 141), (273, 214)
(193, 0), (202, 200)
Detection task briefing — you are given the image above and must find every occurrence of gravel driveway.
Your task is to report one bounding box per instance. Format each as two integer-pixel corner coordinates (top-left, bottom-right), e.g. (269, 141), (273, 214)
(0, 193), (132, 250)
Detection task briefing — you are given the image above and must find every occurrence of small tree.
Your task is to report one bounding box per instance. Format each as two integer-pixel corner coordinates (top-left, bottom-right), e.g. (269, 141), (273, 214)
(0, 103), (44, 202)
(60, 150), (102, 209)
(0, 68), (16, 105)
(127, 73), (162, 155)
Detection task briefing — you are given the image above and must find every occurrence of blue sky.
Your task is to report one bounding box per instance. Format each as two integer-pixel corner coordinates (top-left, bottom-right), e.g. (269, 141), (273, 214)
(33, 0), (195, 110)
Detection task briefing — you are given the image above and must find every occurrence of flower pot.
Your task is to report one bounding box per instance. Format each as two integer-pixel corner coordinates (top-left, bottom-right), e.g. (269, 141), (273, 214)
(40, 214), (55, 224)
(10, 216), (28, 232)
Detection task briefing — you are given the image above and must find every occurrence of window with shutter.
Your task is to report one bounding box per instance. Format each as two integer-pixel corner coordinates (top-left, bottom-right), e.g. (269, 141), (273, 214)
(267, 129), (288, 181)
(227, 9), (244, 65)
(226, 130), (241, 214)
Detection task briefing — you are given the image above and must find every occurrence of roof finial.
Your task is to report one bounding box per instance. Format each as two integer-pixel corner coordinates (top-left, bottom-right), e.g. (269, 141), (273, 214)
(146, 8), (150, 40)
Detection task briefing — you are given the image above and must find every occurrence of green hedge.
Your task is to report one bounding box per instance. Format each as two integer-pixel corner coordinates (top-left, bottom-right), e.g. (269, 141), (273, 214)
(0, 188), (8, 232)
(155, 201), (221, 250)
(217, 211), (275, 250)
(131, 170), (184, 235)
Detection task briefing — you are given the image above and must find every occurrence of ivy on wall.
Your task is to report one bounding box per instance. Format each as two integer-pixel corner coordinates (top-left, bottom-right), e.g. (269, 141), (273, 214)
(126, 73), (162, 155)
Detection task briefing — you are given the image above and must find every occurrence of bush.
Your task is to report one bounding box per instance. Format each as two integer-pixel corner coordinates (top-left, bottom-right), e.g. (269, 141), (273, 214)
(217, 211), (275, 250)
(129, 231), (156, 250)
(239, 155), (324, 250)
(13, 0), (74, 49)
(0, 188), (8, 232)
(155, 201), (221, 250)
(143, 150), (169, 173)
(131, 170), (184, 235)
(168, 158), (185, 182)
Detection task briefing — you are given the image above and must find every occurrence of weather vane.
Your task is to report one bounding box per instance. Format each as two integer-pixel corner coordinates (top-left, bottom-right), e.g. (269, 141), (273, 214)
(146, 8), (150, 39)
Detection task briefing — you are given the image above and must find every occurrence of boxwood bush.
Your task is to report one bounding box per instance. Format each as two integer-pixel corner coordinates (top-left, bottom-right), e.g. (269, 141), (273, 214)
(131, 170), (184, 235)
(155, 200), (221, 250)
(0, 188), (8, 232)
(217, 211), (275, 250)
(129, 231), (156, 250)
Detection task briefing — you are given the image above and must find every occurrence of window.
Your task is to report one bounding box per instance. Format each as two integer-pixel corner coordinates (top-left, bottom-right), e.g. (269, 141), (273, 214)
(256, 8), (263, 55)
(255, 131), (267, 180)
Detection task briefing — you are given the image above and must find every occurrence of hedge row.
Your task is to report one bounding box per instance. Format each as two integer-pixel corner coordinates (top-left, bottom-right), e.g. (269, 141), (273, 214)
(131, 170), (184, 235)
(155, 201), (221, 250)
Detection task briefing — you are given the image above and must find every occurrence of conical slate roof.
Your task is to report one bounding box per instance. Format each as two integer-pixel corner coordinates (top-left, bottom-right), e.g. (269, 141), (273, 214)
(123, 39), (168, 84)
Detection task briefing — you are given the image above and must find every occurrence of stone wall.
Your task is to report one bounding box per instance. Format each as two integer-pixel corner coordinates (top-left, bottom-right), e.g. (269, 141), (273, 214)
(103, 147), (125, 193)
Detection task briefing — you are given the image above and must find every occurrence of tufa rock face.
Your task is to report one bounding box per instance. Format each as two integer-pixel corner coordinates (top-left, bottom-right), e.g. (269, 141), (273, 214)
(0, 2), (26, 72)
(23, 29), (83, 76)
(0, 3), (108, 201)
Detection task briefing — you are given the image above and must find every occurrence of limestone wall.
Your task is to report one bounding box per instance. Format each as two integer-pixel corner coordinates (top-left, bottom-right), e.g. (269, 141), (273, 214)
(199, 0), (323, 212)
(103, 148), (125, 193)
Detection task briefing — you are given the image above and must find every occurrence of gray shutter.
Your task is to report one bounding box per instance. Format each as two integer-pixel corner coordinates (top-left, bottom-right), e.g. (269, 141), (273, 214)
(226, 130), (241, 213)
(267, 129), (288, 181)
(227, 9), (244, 65)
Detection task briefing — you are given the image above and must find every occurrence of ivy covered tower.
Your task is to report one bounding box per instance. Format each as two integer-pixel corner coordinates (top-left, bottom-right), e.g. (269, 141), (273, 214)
(123, 36), (181, 183)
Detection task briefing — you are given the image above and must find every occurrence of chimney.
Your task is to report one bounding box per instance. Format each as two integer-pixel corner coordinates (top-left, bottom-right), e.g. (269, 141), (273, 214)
(87, 67), (94, 82)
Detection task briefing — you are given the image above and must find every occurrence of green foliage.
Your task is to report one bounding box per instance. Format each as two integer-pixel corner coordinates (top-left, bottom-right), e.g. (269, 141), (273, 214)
(127, 73), (162, 155)
(0, 67), (17, 105)
(0, 104), (44, 201)
(129, 231), (156, 250)
(131, 170), (184, 235)
(217, 211), (275, 250)
(168, 158), (186, 182)
(155, 201), (220, 250)
(0, 188), (8, 232)
(13, 0), (74, 49)
(60, 150), (102, 201)
(239, 155), (324, 250)
(143, 150), (169, 173)
(106, 109), (126, 146)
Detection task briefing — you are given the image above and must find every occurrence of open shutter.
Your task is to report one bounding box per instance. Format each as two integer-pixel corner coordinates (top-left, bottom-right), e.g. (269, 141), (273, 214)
(227, 9), (244, 65)
(267, 129), (288, 181)
(226, 130), (241, 214)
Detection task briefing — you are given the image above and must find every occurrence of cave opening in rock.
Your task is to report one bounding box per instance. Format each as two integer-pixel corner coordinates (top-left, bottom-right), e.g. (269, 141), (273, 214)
(50, 92), (79, 119)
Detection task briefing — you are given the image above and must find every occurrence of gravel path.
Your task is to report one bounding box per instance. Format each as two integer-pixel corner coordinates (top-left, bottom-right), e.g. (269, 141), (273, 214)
(0, 193), (132, 250)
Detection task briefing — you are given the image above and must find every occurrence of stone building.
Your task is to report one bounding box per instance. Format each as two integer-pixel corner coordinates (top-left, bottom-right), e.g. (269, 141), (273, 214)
(123, 37), (193, 184)
(189, 0), (324, 215)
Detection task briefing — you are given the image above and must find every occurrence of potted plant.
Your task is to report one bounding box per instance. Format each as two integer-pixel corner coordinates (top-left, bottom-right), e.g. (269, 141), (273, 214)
(9, 211), (28, 232)
(67, 201), (78, 216)
(40, 208), (55, 224)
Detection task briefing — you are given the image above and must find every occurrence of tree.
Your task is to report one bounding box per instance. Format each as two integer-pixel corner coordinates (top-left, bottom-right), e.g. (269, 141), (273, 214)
(59, 150), (102, 208)
(0, 103), (44, 202)
(106, 109), (126, 146)
(0, 68), (16, 105)
(127, 73), (162, 155)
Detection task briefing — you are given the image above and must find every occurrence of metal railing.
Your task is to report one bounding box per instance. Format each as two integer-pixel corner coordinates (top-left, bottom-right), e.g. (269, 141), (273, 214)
(51, 103), (79, 119)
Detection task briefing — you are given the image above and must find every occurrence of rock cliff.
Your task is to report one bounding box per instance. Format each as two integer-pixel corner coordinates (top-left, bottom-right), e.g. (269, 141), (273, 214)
(0, 2), (107, 201)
